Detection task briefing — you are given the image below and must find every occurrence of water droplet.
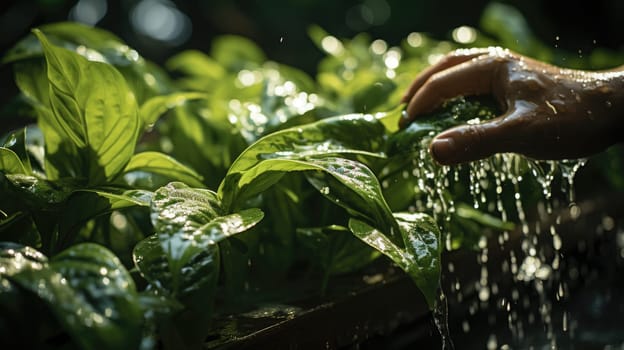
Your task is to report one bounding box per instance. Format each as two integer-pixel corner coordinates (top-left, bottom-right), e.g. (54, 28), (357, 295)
(486, 334), (497, 350)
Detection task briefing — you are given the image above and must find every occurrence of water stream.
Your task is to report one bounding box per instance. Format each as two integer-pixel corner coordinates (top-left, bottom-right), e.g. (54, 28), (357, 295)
(403, 136), (588, 347)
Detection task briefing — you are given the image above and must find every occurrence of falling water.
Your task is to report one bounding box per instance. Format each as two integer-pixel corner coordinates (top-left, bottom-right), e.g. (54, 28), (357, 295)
(397, 119), (588, 347)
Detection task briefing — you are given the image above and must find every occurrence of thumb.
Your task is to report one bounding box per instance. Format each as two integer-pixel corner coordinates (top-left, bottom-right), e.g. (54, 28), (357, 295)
(429, 111), (521, 165)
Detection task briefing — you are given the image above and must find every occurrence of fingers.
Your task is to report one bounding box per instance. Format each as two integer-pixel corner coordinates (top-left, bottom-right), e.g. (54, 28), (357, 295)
(428, 107), (529, 165)
(400, 55), (506, 129)
(400, 48), (492, 104)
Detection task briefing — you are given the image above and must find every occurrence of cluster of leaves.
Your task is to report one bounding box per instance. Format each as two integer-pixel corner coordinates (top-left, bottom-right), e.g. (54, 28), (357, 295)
(1, 3), (621, 349)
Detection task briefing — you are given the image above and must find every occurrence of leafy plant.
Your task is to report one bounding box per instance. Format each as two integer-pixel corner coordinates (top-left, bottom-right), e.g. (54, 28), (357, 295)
(0, 5), (620, 349)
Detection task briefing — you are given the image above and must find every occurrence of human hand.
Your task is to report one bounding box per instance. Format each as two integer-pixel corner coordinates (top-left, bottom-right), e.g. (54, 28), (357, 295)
(400, 47), (624, 165)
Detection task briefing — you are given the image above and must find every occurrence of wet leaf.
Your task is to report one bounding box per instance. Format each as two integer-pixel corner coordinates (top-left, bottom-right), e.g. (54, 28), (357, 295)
(0, 243), (142, 350)
(3, 174), (74, 208)
(225, 113), (385, 176)
(150, 182), (263, 248)
(349, 212), (441, 308)
(220, 113), (387, 210)
(135, 182), (263, 348)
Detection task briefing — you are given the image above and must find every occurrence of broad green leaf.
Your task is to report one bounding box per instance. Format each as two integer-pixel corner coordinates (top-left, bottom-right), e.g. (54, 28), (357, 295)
(349, 212), (441, 308)
(136, 182), (263, 348)
(135, 236), (219, 349)
(305, 157), (399, 238)
(211, 35), (266, 71)
(147, 182), (262, 299)
(151, 182), (263, 249)
(166, 50), (226, 90)
(376, 104), (404, 133)
(13, 59), (50, 110)
(0, 242), (47, 275)
(0, 148), (28, 175)
(222, 158), (319, 210)
(0, 243), (142, 350)
(35, 30), (139, 184)
(221, 156), (398, 238)
(352, 77), (396, 113)
(139, 92), (207, 127)
(12, 60), (80, 178)
(123, 152), (204, 188)
(160, 101), (247, 189)
(223, 113), (386, 179)
(133, 234), (219, 302)
(3, 174), (74, 208)
(39, 107), (84, 180)
(4, 22), (123, 64)
(480, 3), (552, 62)
(5, 22), (171, 102)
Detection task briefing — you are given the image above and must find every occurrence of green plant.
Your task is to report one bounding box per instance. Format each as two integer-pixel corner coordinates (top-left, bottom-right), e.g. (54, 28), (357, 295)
(1, 4), (621, 349)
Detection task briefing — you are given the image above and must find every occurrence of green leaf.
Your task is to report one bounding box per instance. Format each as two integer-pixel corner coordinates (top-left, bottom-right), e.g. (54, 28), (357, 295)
(165, 50), (226, 90)
(0, 148), (28, 175)
(135, 182), (263, 348)
(305, 157), (399, 238)
(352, 78), (396, 113)
(123, 152), (204, 188)
(34, 30), (139, 184)
(0, 242), (47, 274)
(3, 174), (74, 208)
(12, 60), (81, 179)
(133, 234), (220, 302)
(349, 212), (441, 308)
(134, 233), (219, 349)
(151, 182), (263, 248)
(146, 182), (263, 300)
(222, 112), (386, 183)
(139, 92), (207, 128)
(211, 35), (266, 71)
(220, 156), (398, 238)
(376, 104), (404, 133)
(4, 22), (124, 64)
(0, 243), (142, 350)
(5, 22), (171, 102)
(2, 129), (33, 174)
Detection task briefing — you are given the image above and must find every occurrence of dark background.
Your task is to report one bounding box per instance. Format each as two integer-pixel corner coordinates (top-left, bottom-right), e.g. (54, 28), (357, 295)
(1, 0), (623, 74)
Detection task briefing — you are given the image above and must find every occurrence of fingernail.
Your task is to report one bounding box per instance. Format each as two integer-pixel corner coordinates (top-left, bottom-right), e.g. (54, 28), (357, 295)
(398, 110), (410, 128)
(430, 137), (456, 163)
